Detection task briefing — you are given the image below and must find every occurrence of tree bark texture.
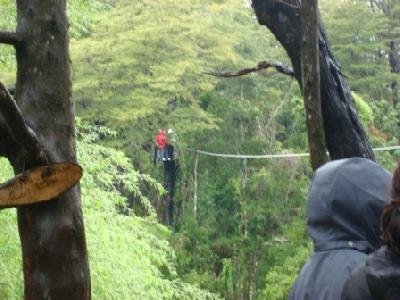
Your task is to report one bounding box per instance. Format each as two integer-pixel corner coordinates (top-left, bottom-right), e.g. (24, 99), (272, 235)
(251, 0), (375, 161)
(300, 0), (327, 170)
(14, 1), (91, 299)
(389, 41), (400, 142)
(0, 31), (22, 46)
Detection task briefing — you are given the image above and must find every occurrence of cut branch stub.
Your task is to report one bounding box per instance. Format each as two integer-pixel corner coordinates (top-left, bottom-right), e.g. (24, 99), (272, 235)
(0, 31), (22, 46)
(0, 163), (82, 208)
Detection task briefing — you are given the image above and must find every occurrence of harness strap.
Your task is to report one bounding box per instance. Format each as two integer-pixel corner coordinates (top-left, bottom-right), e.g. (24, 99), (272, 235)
(314, 241), (375, 253)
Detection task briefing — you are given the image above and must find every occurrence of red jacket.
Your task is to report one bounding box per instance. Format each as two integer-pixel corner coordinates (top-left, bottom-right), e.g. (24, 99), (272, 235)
(155, 131), (167, 149)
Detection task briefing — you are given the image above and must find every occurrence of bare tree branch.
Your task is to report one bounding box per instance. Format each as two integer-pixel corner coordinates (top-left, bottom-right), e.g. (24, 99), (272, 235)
(0, 31), (22, 46)
(204, 61), (295, 78)
(0, 81), (47, 164)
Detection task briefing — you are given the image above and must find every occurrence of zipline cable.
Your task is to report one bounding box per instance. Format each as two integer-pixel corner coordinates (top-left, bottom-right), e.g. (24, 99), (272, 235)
(194, 145), (400, 159)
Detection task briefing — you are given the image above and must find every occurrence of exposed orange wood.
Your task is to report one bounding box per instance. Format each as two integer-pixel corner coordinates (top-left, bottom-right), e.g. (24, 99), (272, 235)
(0, 163), (82, 208)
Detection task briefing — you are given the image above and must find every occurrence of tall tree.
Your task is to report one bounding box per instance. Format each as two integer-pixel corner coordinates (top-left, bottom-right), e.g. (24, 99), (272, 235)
(300, 0), (327, 170)
(251, 0), (375, 160)
(0, 1), (91, 299)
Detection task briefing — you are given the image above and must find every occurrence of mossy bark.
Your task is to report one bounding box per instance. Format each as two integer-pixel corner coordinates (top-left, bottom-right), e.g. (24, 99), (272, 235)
(300, 0), (327, 170)
(14, 1), (90, 299)
(389, 41), (400, 143)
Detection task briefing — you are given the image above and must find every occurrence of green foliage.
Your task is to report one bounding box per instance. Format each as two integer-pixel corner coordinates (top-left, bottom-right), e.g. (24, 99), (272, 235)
(0, 0), (113, 82)
(0, 0), (112, 38)
(77, 120), (163, 216)
(0, 126), (219, 299)
(0, 161), (22, 299)
(370, 99), (400, 144)
(71, 0), (289, 161)
(262, 246), (310, 300)
(261, 219), (312, 300)
(79, 123), (220, 299)
(323, 0), (391, 101)
(67, 0), (114, 38)
(1, 0), (399, 298)
(172, 88), (311, 298)
(352, 92), (374, 128)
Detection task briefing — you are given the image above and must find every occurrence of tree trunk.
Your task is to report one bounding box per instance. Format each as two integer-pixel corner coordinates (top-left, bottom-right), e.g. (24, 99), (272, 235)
(251, 0), (375, 160)
(14, 1), (91, 299)
(193, 153), (199, 220)
(389, 41), (400, 143)
(300, 0), (327, 170)
(163, 158), (176, 225)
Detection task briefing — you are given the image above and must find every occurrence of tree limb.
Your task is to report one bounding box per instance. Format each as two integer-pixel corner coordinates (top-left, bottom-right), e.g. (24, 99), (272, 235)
(252, 0), (302, 80)
(0, 31), (22, 46)
(204, 61), (295, 78)
(0, 81), (47, 165)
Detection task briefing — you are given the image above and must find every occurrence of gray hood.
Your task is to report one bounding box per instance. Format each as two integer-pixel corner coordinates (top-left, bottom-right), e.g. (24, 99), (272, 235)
(307, 158), (391, 253)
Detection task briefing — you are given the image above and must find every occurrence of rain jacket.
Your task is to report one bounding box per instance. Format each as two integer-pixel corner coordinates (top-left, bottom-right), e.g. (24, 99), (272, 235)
(288, 158), (391, 300)
(341, 246), (400, 300)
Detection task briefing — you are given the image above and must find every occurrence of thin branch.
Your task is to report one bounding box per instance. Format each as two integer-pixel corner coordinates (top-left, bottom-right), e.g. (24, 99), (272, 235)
(0, 31), (22, 46)
(204, 61), (295, 78)
(0, 81), (47, 164)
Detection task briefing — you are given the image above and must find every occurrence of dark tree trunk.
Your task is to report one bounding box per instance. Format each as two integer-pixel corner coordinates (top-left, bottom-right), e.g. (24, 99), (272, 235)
(163, 150), (176, 225)
(390, 41), (400, 73)
(389, 41), (400, 142)
(300, 0), (327, 170)
(251, 0), (375, 160)
(13, 1), (91, 299)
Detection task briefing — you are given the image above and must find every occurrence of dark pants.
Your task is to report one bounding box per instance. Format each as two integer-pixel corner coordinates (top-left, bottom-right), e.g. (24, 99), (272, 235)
(157, 145), (174, 161)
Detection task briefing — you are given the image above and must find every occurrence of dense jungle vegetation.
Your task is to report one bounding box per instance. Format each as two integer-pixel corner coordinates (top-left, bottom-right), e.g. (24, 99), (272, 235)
(0, 0), (399, 299)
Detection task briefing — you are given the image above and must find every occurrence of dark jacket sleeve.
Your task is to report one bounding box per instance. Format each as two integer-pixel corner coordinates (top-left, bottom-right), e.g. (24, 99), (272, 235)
(289, 250), (368, 300)
(341, 265), (374, 300)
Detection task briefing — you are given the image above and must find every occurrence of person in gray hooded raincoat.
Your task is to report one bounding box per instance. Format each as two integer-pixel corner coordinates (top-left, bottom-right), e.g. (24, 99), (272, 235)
(288, 157), (391, 300)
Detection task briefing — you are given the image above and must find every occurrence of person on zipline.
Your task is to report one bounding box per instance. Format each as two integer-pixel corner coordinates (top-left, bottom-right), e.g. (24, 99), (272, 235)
(155, 129), (168, 161)
(154, 129), (177, 225)
(288, 158), (391, 300)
